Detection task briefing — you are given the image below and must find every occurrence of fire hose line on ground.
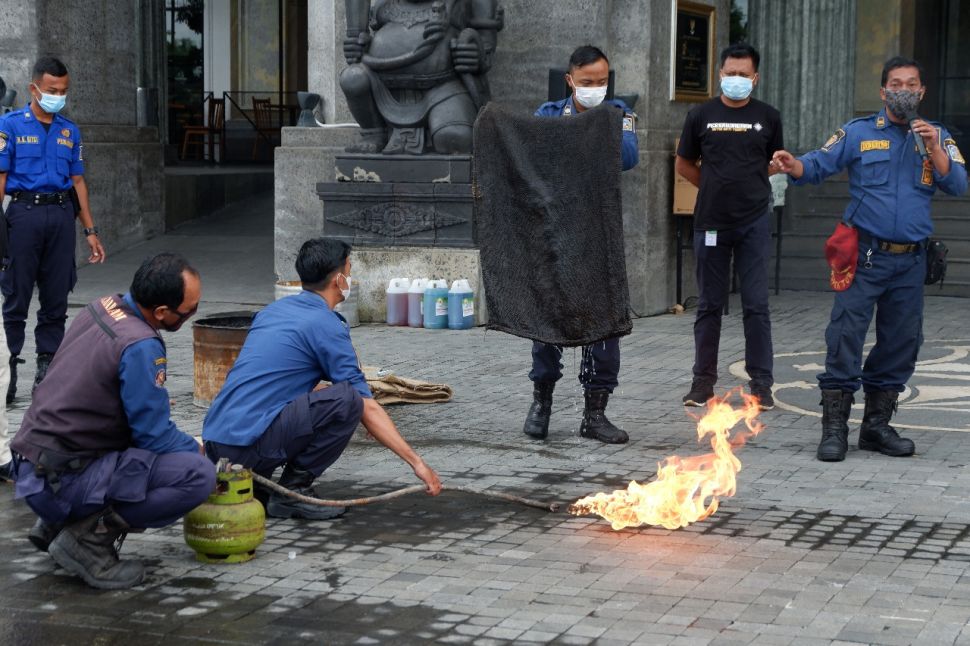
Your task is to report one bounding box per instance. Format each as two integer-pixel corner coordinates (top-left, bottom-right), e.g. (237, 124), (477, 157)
(244, 467), (561, 513)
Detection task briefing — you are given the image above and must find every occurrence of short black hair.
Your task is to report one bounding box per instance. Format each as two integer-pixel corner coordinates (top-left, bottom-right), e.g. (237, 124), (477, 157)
(32, 56), (69, 81)
(296, 238), (351, 291)
(568, 45), (609, 72)
(130, 252), (199, 310)
(720, 43), (760, 72)
(881, 56), (924, 87)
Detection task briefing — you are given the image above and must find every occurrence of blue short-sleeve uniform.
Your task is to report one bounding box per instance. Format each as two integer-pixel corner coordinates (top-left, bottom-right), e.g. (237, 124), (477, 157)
(793, 108), (967, 393)
(203, 290), (373, 447)
(0, 103), (86, 361)
(0, 104), (84, 192)
(534, 97), (639, 171)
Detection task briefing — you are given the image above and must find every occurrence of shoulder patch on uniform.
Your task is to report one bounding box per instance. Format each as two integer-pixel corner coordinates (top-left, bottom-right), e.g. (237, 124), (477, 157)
(945, 138), (965, 165)
(78, 144), (83, 161)
(155, 367), (167, 387)
(154, 357), (167, 366)
(0, 136), (6, 153)
(860, 140), (890, 152)
(821, 128), (846, 152)
(622, 112), (636, 132)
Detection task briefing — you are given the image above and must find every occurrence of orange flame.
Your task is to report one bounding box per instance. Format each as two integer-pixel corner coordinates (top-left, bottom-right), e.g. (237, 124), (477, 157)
(568, 389), (765, 530)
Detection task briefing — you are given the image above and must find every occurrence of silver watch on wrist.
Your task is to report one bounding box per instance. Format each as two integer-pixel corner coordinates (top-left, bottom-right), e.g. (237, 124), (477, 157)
(83, 226), (99, 236)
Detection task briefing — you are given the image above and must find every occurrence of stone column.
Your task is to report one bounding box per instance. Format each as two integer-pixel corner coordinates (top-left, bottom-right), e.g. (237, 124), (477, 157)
(747, 0), (857, 152)
(307, 0), (353, 123)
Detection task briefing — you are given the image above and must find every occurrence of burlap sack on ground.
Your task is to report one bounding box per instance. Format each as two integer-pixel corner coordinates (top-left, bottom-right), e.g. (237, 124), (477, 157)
(362, 367), (453, 405)
(472, 102), (632, 347)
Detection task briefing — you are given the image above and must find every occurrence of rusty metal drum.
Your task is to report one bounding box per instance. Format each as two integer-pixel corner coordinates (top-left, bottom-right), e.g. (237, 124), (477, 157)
(192, 311), (256, 408)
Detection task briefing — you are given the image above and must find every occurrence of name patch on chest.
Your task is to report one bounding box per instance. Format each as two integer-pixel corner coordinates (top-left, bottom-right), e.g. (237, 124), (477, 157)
(860, 140), (890, 152)
(16, 135), (39, 145)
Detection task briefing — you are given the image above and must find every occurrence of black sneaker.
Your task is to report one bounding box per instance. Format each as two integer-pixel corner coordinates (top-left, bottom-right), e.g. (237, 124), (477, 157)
(751, 385), (775, 410)
(682, 381), (715, 407)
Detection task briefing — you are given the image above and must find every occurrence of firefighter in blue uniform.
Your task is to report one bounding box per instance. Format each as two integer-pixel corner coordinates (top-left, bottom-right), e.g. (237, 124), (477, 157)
(522, 45), (639, 445)
(0, 57), (105, 405)
(773, 56), (967, 462)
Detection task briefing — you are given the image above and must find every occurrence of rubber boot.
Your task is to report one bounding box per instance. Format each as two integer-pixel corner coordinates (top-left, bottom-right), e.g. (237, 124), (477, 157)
(579, 390), (629, 444)
(522, 381), (555, 440)
(48, 508), (145, 589)
(28, 517), (62, 553)
(6, 355), (24, 405)
(32, 353), (54, 394)
(858, 390), (915, 457)
(817, 389), (853, 462)
(265, 465), (346, 520)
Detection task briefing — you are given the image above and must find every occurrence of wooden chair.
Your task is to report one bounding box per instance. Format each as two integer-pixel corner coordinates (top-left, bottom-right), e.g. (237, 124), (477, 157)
(180, 97), (224, 161)
(251, 97), (281, 160)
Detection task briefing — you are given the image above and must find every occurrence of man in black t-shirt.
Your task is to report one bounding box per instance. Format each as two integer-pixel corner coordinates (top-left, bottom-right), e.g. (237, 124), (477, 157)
(675, 43), (784, 410)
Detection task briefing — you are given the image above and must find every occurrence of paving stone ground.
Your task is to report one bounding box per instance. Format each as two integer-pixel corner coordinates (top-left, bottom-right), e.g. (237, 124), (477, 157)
(1, 198), (969, 645)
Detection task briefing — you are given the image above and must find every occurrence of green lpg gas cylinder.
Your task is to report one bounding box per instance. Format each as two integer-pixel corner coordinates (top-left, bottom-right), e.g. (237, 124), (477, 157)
(183, 468), (265, 563)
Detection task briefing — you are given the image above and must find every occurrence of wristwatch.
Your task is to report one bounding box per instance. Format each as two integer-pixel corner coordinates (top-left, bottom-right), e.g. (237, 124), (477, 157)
(82, 226), (99, 236)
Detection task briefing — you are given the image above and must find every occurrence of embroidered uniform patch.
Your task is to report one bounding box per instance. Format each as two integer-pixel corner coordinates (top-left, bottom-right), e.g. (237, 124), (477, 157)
(860, 140), (890, 152)
(0, 133), (6, 153)
(622, 113), (636, 132)
(944, 138), (965, 165)
(822, 128), (845, 152)
(155, 368), (167, 387)
(921, 159), (934, 186)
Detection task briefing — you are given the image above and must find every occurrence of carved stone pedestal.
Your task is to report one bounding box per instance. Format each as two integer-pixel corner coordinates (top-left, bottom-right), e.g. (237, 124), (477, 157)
(311, 151), (485, 323)
(317, 153), (475, 248)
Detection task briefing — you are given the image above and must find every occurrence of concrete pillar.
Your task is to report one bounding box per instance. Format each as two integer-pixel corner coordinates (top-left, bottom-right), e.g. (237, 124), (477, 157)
(747, 0), (857, 152)
(308, 0), (353, 123)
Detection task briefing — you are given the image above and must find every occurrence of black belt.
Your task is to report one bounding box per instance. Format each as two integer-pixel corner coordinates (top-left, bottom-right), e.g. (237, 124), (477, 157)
(11, 191), (69, 206)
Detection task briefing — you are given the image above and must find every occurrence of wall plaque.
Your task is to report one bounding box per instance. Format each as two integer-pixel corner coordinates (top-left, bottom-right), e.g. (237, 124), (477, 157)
(671, 1), (716, 102)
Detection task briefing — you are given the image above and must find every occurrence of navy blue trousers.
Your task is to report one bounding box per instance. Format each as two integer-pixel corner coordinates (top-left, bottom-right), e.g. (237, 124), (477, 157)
(205, 381), (364, 480)
(692, 212), (773, 388)
(0, 200), (78, 356)
(529, 338), (620, 392)
(14, 448), (215, 528)
(818, 238), (925, 393)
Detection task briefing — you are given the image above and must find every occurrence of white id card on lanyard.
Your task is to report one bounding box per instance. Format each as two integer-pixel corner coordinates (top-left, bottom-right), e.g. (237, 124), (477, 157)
(705, 230), (717, 246)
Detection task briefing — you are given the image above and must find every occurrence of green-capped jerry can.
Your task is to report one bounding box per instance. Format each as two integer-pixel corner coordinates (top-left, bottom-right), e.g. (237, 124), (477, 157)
(183, 468), (265, 563)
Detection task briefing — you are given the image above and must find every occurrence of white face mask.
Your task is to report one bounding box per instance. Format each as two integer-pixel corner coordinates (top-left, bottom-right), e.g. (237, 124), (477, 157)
(338, 273), (352, 301)
(573, 85), (608, 109)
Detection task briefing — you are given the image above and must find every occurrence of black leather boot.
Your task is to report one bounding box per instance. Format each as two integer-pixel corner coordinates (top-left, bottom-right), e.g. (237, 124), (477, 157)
(817, 389), (853, 462)
(265, 465), (346, 520)
(28, 517), (63, 552)
(579, 390), (629, 444)
(32, 353), (54, 393)
(859, 390), (915, 457)
(48, 508), (144, 589)
(523, 381), (555, 439)
(6, 355), (24, 405)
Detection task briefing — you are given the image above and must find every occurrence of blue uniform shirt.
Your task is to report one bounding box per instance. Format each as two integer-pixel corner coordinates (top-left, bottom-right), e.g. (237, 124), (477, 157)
(0, 103), (84, 192)
(535, 97), (639, 171)
(792, 108), (967, 242)
(202, 290), (373, 447)
(118, 293), (199, 455)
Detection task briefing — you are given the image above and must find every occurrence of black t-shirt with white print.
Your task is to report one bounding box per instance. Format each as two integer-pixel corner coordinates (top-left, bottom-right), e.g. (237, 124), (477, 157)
(677, 97), (784, 230)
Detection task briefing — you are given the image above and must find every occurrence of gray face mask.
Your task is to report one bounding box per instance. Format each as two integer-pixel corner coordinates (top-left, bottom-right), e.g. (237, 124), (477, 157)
(884, 89), (921, 120)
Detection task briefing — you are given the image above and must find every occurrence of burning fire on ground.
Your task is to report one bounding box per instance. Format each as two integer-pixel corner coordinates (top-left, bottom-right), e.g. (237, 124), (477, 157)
(568, 390), (765, 530)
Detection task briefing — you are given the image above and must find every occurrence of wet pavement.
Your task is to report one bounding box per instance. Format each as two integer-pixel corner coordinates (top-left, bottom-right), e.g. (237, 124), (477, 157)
(2, 194), (970, 645)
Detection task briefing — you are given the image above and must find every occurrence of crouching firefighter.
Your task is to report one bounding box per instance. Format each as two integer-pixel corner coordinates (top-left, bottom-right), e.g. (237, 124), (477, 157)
(8, 253), (215, 589)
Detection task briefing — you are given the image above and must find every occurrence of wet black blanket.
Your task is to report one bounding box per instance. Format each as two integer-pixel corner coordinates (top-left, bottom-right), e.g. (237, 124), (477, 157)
(472, 102), (631, 347)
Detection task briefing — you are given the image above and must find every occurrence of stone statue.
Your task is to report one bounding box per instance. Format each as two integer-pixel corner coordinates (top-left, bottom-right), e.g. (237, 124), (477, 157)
(340, 0), (503, 155)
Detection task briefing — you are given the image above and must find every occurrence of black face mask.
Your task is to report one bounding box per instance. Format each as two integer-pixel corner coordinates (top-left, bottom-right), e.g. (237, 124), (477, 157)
(884, 89), (921, 120)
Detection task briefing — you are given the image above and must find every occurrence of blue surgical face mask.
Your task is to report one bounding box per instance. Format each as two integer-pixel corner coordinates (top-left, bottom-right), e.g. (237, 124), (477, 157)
(720, 75), (754, 101)
(33, 85), (66, 114)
